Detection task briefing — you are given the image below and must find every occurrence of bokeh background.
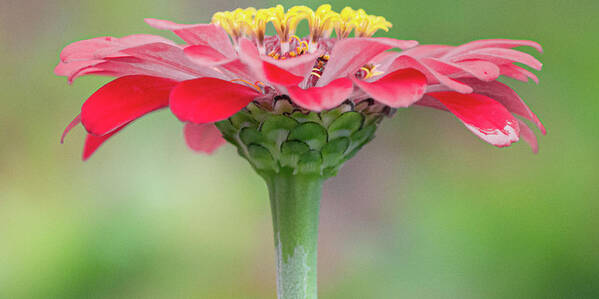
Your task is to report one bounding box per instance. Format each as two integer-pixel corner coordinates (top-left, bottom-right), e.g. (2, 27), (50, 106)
(1, 0), (598, 298)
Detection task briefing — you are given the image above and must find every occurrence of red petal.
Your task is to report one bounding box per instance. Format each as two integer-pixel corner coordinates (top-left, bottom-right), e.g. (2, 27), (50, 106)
(287, 78), (353, 111)
(82, 124), (127, 161)
(414, 94), (449, 111)
(61, 114), (81, 144)
(458, 78), (545, 134)
(318, 37), (418, 86)
(263, 61), (304, 86)
(183, 123), (226, 154)
(427, 92), (520, 147)
(169, 78), (261, 124)
(352, 68), (427, 108)
(81, 75), (177, 135)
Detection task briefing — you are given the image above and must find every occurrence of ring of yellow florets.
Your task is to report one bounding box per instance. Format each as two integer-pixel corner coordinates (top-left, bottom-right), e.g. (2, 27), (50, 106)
(211, 4), (392, 56)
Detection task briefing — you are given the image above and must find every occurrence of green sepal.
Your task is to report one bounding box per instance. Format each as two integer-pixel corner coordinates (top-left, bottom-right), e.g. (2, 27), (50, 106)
(217, 99), (386, 178)
(248, 144), (278, 172)
(328, 112), (364, 139)
(288, 122), (328, 150)
(280, 140), (311, 168)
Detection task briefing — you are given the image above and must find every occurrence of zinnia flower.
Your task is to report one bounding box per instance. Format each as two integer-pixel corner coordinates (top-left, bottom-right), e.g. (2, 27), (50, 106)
(56, 4), (544, 160)
(56, 5), (546, 298)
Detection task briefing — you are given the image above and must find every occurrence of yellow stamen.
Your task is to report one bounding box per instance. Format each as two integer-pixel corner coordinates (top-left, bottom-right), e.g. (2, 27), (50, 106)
(288, 35), (302, 44)
(212, 5), (393, 52)
(268, 51), (280, 59)
(359, 64), (384, 79)
(335, 7), (392, 38)
(231, 79), (262, 92)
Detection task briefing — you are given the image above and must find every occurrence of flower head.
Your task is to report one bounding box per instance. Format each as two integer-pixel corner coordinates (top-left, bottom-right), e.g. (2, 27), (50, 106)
(56, 4), (544, 163)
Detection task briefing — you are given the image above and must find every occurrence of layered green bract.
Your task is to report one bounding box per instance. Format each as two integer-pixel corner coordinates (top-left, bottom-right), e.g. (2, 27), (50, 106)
(215, 97), (389, 178)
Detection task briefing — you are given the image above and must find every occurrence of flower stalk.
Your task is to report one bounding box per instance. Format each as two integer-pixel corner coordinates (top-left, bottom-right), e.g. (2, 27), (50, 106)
(264, 172), (324, 299)
(215, 99), (387, 298)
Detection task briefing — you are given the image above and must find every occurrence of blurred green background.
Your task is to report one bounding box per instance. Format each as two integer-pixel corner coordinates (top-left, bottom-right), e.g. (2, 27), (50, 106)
(1, 0), (598, 298)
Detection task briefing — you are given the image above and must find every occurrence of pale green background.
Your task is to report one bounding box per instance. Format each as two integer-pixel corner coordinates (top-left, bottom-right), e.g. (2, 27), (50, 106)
(1, 0), (598, 298)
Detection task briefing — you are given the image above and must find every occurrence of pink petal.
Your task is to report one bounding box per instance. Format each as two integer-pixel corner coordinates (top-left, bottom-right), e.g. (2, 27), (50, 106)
(236, 38), (267, 82)
(458, 78), (545, 134)
(287, 78), (353, 111)
(442, 39), (543, 58)
(184, 45), (235, 65)
(61, 114), (81, 144)
(60, 37), (115, 62)
(262, 50), (324, 77)
(454, 60), (501, 81)
(398, 45), (454, 59)
(93, 34), (177, 58)
(451, 48), (543, 70)
(144, 18), (198, 30)
(55, 59), (105, 81)
(317, 37), (419, 86)
(370, 51), (402, 71)
(423, 58), (500, 81)
(82, 124), (127, 161)
(427, 92), (520, 147)
(59, 34), (176, 63)
(499, 64), (539, 83)
(121, 42), (227, 79)
(81, 75), (177, 135)
(144, 18), (235, 57)
(518, 119), (539, 153)
(56, 35), (186, 83)
(352, 68), (427, 108)
(73, 56), (201, 82)
(183, 123), (226, 154)
(217, 59), (257, 82)
(64, 43), (230, 83)
(169, 78), (261, 124)
(391, 55), (473, 93)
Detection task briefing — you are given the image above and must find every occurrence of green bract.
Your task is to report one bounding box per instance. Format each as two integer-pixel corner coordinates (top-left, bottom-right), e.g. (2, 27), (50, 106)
(215, 97), (391, 178)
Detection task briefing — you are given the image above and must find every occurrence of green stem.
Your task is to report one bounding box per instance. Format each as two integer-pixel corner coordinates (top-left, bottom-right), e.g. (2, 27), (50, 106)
(263, 172), (324, 299)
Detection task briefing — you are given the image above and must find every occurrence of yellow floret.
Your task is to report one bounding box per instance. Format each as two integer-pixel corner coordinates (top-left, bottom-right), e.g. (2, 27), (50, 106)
(211, 4), (393, 52)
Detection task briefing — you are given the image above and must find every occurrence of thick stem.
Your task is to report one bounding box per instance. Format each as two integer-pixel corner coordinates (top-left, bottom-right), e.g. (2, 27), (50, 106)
(263, 172), (324, 299)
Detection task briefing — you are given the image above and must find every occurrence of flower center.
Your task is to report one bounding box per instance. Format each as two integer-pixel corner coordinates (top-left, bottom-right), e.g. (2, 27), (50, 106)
(211, 4), (392, 55)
